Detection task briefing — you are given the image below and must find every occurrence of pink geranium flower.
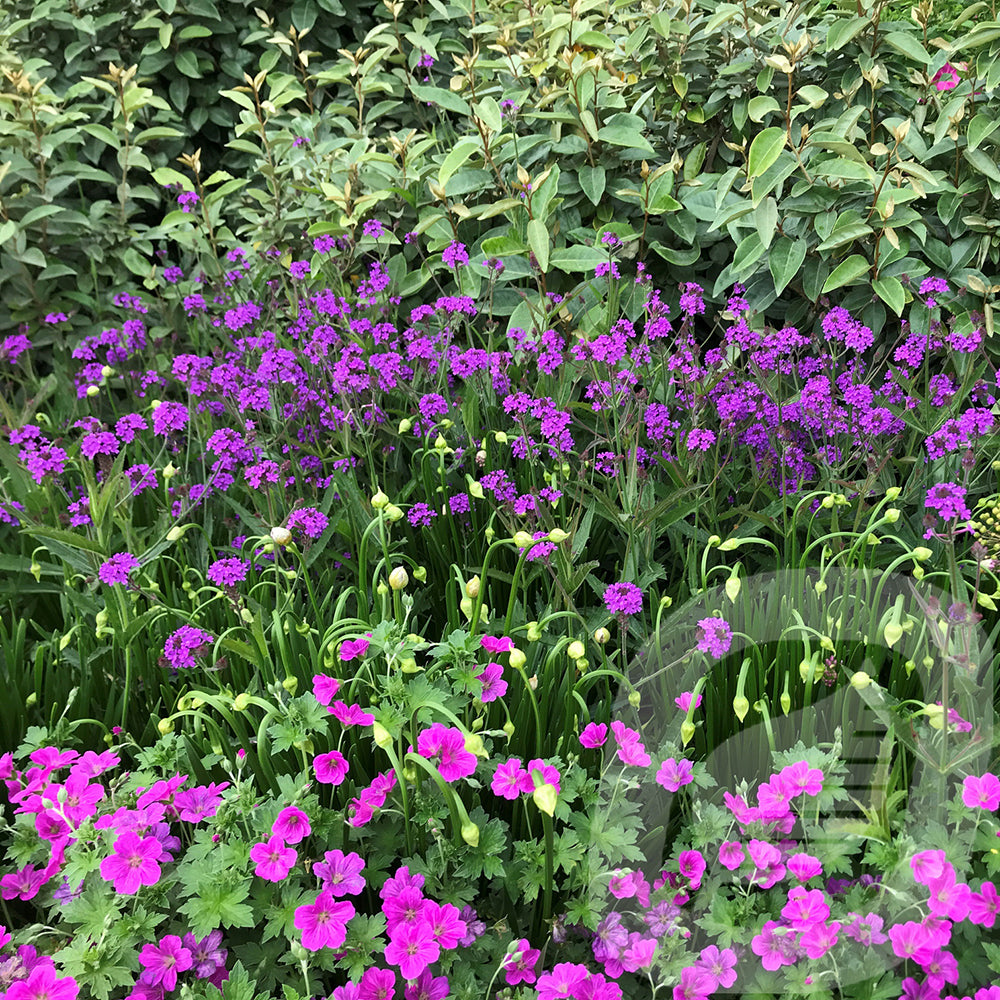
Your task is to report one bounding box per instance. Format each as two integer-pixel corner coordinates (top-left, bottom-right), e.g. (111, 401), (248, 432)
(655, 758), (694, 792)
(7, 964), (80, 1000)
(480, 635), (514, 653)
(314, 750), (349, 785)
(502, 938), (540, 986)
(416, 724), (477, 782)
(931, 62), (960, 91)
(273, 806), (311, 844)
(99, 831), (162, 894)
(963, 772), (1000, 811)
(383, 920), (440, 980)
(579, 723), (607, 748)
(314, 850), (366, 897)
(492, 758), (531, 800)
(250, 835), (297, 881)
(139, 935), (193, 992)
(294, 890), (355, 951)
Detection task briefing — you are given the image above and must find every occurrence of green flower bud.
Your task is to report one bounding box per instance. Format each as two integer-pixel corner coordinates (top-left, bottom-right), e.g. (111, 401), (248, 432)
(377, 581), (389, 596)
(494, 431), (508, 444)
(509, 648), (527, 670)
(385, 505), (404, 522)
(513, 530), (535, 549)
(526, 621), (542, 642)
(548, 527), (571, 543)
(884, 508), (900, 523)
(733, 694), (750, 722)
(413, 566), (427, 582)
(158, 718), (173, 734)
(389, 566), (409, 590)
(461, 820), (480, 846)
(680, 720), (696, 745)
(371, 488), (389, 509)
(883, 622), (904, 648)
(398, 418), (412, 434)
(465, 575), (480, 598)
(885, 486), (901, 500)
(567, 640), (585, 660)
(373, 722), (393, 748)
(282, 676), (298, 695)
(594, 627), (611, 645)
(233, 693), (251, 711)
(533, 783), (557, 816)
(850, 671), (872, 690)
(270, 526), (292, 546)
(503, 720), (515, 740)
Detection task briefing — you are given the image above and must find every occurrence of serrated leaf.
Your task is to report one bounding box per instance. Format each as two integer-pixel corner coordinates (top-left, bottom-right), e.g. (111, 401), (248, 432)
(747, 127), (786, 180)
(822, 253), (870, 293)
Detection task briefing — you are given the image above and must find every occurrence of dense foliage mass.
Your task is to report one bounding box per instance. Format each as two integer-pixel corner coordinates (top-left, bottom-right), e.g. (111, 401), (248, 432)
(1, 1), (1000, 999)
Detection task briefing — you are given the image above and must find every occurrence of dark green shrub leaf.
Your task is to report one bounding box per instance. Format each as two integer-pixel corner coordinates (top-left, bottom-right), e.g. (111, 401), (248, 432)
(872, 275), (906, 315)
(822, 253), (869, 293)
(768, 236), (806, 295)
(579, 165), (606, 205)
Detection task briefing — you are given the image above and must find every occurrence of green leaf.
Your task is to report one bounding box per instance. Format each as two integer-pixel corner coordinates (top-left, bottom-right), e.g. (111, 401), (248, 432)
(796, 85), (828, 108)
(579, 164), (606, 205)
(549, 246), (608, 273)
(411, 84), (470, 116)
(755, 197), (778, 249)
(82, 123), (119, 148)
(872, 275), (905, 315)
(883, 31), (931, 64)
(151, 166), (191, 189)
(174, 50), (202, 78)
(597, 124), (654, 153)
(768, 237), (806, 296)
(574, 29), (615, 48)
(826, 16), (867, 51)
(968, 113), (1000, 151)
(439, 139), (479, 190)
(0, 220), (16, 246)
(964, 146), (1000, 183)
(473, 96), (502, 133)
(822, 254), (870, 293)
(732, 231), (765, 273)
(748, 95), (780, 122)
(527, 218), (550, 274)
(747, 127), (786, 180)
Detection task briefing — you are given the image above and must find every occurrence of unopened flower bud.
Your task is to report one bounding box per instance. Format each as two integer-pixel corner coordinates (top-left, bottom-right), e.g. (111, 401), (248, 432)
(25, 692), (37, 708)
(922, 655), (934, 670)
(86, 385), (100, 397)
(885, 486), (901, 500)
(680, 720), (696, 745)
(167, 524), (188, 542)
(400, 657), (419, 673)
(157, 718), (173, 734)
(100, 365), (114, 378)
(503, 720), (515, 740)
(548, 528), (571, 543)
(371, 489), (389, 509)
(30, 561), (41, 582)
(461, 820), (480, 846)
(282, 676), (298, 694)
(780, 691), (791, 715)
(821, 494), (835, 508)
(434, 434), (449, 451)
(290, 940), (309, 962)
(567, 640), (585, 660)
(533, 783), (557, 816)
(850, 671), (872, 690)
(373, 722), (393, 748)
(912, 546), (932, 561)
(628, 690), (641, 708)
(707, 534), (722, 547)
(509, 647), (527, 670)
(468, 479), (485, 499)
(270, 526), (292, 546)
(513, 530), (535, 549)
(884, 508), (900, 523)
(814, 580), (827, 595)
(733, 694), (750, 722)
(494, 430), (508, 444)
(413, 566), (427, 582)
(526, 621), (542, 642)
(594, 627), (611, 644)
(389, 566), (409, 590)
(233, 693), (251, 711)
(883, 622), (904, 648)
(465, 575), (481, 598)
(162, 462), (179, 480)
(241, 608), (254, 624)
(377, 581), (389, 596)
(385, 504), (404, 522)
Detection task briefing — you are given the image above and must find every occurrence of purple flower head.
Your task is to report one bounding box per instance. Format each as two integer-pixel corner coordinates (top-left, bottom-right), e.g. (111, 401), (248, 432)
(99, 552), (140, 586)
(604, 582), (643, 616)
(695, 617), (733, 658)
(925, 482), (971, 521)
(162, 625), (215, 670)
(177, 191), (199, 213)
(207, 557), (249, 588)
(442, 241), (469, 268)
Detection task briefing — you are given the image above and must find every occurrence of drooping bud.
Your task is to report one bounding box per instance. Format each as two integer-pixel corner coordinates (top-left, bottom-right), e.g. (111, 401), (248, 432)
(389, 566), (409, 591)
(567, 640), (585, 660)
